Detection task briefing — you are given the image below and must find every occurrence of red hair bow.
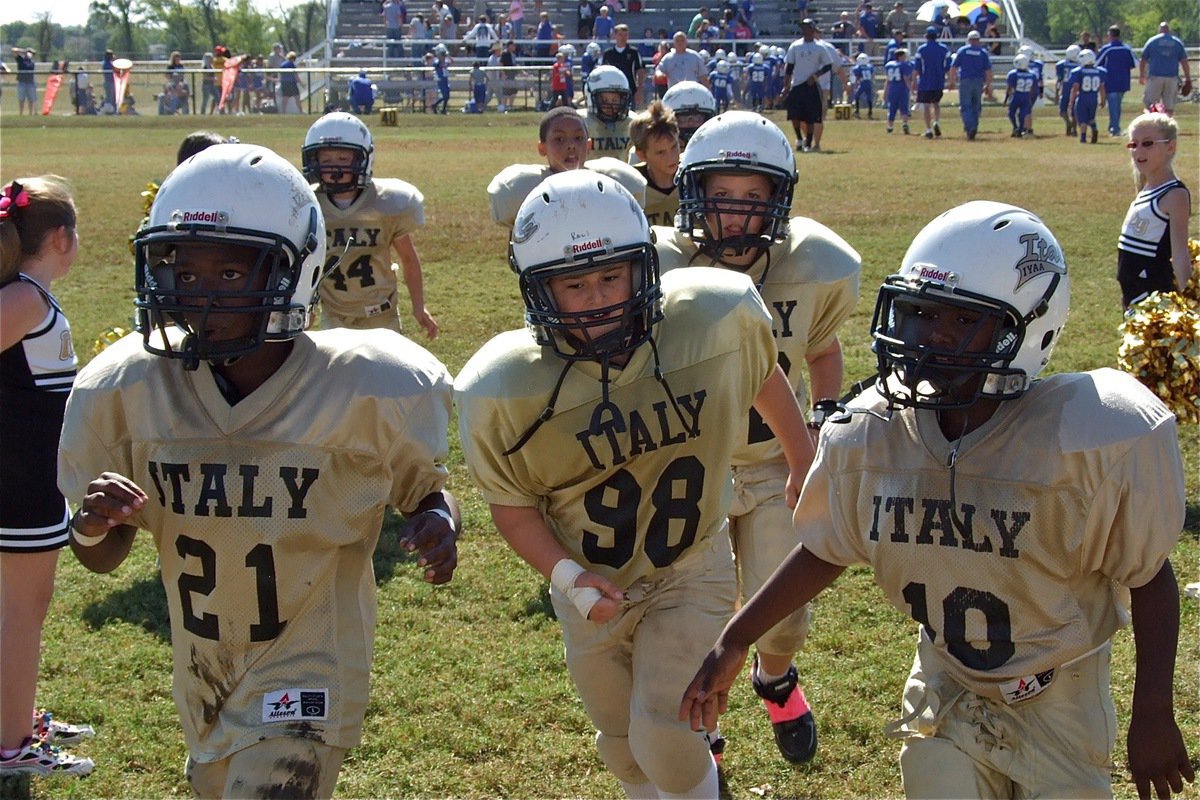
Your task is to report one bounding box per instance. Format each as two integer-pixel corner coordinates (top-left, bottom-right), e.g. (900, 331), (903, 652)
(0, 182), (30, 221)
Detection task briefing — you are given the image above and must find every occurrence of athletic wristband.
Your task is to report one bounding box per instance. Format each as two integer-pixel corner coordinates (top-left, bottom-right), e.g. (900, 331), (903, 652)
(421, 507), (456, 533)
(71, 515), (109, 547)
(550, 558), (603, 620)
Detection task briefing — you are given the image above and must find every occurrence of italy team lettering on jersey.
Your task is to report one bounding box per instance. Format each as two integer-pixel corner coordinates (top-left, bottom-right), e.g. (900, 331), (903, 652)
(58, 329), (452, 761)
(316, 178), (424, 322)
(583, 110), (633, 161)
(456, 268), (776, 590)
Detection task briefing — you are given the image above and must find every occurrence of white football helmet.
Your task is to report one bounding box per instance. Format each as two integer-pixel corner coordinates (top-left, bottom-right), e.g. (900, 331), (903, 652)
(1078, 48), (1096, 67)
(856, 52), (870, 66)
(661, 80), (716, 144)
(716, 59), (730, 74)
(586, 41), (602, 58)
(676, 111), (796, 259)
(758, 44), (769, 57)
(1017, 44), (1033, 57)
(1064, 44), (1081, 62)
(752, 52), (764, 66)
(510, 170), (660, 362)
(871, 201), (1069, 409)
(714, 48), (727, 60)
(699, 49), (710, 61)
(560, 43), (576, 59)
(302, 111), (375, 194)
(134, 143), (325, 369)
(1013, 53), (1030, 70)
(586, 64), (632, 123)
(433, 42), (449, 56)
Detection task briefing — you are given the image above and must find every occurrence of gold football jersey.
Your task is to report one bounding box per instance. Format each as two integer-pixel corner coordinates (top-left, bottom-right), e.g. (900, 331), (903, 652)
(655, 218), (861, 465)
(457, 268), (776, 589)
(317, 178), (425, 321)
(58, 330), (452, 761)
(487, 159), (647, 228)
(583, 111), (633, 162)
(794, 369), (1184, 700)
(635, 163), (680, 228)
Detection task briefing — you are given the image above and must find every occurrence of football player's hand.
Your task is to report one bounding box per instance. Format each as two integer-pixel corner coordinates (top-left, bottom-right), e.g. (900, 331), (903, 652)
(413, 307), (439, 339)
(75, 472), (146, 537)
(399, 510), (458, 584)
(1127, 712), (1194, 800)
(575, 570), (625, 623)
(679, 640), (749, 733)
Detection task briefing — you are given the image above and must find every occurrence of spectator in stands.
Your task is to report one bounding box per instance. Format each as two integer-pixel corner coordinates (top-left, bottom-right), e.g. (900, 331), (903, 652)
(594, 5), (615, 41)
(13, 48), (37, 116)
(652, 40), (670, 98)
(657, 31), (708, 88)
(509, 0), (525, 36)
(858, 2), (880, 57)
(603, 24), (645, 106)
(578, 0), (596, 38)
(348, 69), (376, 114)
(466, 14), (498, 58)
(983, 21), (1001, 55)
(688, 7), (709, 38)
(383, 0), (406, 58)
(101, 49), (116, 109)
(266, 43), (284, 105)
(1096, 25), (1136, 136)
(536, 12), (555, 58)
(947, 29), (992, 140)
(410, 14), (431, 55)
(279, 50), (301, 114)
(830, 12), (855, 55)
(1139, 21), (1191, 119)
(885, 2), (909, 38)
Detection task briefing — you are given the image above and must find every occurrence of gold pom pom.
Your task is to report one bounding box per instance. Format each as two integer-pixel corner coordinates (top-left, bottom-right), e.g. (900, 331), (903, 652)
(91, 326), (130, 358)
(1118, 291), (1200, 424)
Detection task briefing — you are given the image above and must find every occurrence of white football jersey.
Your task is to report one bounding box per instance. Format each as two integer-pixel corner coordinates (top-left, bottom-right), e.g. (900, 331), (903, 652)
(317, 177), (425, 321)
(656, 218), (861, 465)
(636, 163), (680, 228)
(456, 268), (776, 589)
(794, 368), (1184, 700)
(583, 111), (633, 162)
(59, 330), (451, 761)
(487, 159), (647, 228)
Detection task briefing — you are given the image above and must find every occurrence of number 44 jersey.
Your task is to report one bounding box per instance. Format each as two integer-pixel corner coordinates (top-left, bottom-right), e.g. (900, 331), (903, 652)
(58, 329), (452, 762)
(794, 368), (1183, 702)
(456, 267), (776, 590)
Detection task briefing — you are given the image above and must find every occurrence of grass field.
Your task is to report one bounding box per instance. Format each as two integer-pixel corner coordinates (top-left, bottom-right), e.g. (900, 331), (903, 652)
(1, 95), (1198, 799)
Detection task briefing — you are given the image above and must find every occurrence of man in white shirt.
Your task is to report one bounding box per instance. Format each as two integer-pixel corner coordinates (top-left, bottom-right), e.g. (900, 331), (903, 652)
(781, 19), (833, 152)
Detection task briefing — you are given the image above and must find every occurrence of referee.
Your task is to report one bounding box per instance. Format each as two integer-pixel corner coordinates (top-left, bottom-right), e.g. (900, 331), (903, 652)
(781, 18), (834, 152)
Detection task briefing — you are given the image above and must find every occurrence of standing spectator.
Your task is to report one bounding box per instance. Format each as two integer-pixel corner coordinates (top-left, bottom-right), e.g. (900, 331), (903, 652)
(266, 43), (285, 107)
(0, 177), (95, 779)
(947, 29), (992, 140)
(578, 0), (596, 38)
(278, 51), (301, 114)
(200, 53), (218, 114)
(657, 31), (708, 88)
(1096, 25), (1135, 136)
(437, 1), (459, 44)
(535, 12), (555, 58)
(465, 14), (498, 58)
(885, 2), (909, 37)
(739, 0), (755, 32)
(884, 29), (906, 66)
(101, 49), (115, 109)
(61, 144), (459, 799)
(499, 40), (520, 110)
(410, 14), (430, 55)
(1139, 21), (1191, 118)
(211, 45), (229, 113)
(781, 18), (833, 152)
(348, 69), (376, 113)
(1117, 112), (1192, 308)
(594, 5), (615, 41)
(508, 0), (525, 35)
(652, 40), (670, 98)
(858, 2), (880, 57)
(13, 48), (37, 116)
(830, 12), (855, 55)
(688, 6), (710, 38)
(603, 23), (645, 107)
(983, 20), (1002, 55)
(383, 0), (407, 58)
(913, 26), (949, 138)
(73, 65), (92, 114)
(485, 42), (503, 108)
(469, 60), (488, 111)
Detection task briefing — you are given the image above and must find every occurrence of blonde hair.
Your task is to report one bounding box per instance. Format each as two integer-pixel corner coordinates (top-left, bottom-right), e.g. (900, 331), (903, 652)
(1127, 111), (1178, 190)
(0, 175), (76, 283)
(629, 100), (679, 152)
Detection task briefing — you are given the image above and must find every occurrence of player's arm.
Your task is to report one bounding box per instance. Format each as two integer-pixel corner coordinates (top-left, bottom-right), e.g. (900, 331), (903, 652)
(751, 364), (816, 508)
(1162, 187), (1193, 292)
(680, 544), (844, 732)
(392, 232), (438, 339)
(399, 488), (460, 584)
(805, 335), (844, 409)
(489, 504), (625, 623)
(69, 472), (144, 574)
(1126, 558), (1195, 800)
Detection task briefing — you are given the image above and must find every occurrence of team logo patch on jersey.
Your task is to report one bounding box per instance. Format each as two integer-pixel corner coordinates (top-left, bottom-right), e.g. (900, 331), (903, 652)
(998, 669), (1054, 704)
(1013, 232), (1065, 291)
(262, 689), (329, 722)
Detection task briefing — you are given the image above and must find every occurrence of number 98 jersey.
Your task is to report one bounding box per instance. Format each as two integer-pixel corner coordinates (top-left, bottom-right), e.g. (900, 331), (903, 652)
(456, 268), (776, 589)
(317, 178), (424, 324)
(58, 329), (452, 761)
(794, 368), (1183, 701)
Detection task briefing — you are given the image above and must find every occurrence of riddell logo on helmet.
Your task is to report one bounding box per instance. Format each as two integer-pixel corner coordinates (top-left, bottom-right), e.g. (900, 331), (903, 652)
(917, 266), (953, 283)
(571, 237), (604, 255)
(723, 150), (755, 160)
(177, 210), (228, 224)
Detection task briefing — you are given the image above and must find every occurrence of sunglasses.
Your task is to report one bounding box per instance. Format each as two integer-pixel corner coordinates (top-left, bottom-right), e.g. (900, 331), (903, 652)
(1125, 138), (1171, 150)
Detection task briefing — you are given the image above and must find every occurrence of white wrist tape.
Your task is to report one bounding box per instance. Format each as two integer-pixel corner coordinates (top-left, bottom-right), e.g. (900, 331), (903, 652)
(421, 507), (456, 532)
(550, 558), (603, 620)
(72, 528), (109, 547)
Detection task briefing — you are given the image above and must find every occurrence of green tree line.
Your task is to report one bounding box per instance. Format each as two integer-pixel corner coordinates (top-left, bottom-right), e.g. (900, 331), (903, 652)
(2, 0), (326, 62)
(1017, 0), (1197, 47)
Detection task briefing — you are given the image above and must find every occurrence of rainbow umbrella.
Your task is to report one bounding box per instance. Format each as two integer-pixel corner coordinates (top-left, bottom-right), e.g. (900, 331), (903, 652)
(960, 0), (1002, 23)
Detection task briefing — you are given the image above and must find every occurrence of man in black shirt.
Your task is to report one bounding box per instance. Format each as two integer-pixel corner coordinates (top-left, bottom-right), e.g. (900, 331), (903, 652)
(602, 24), (646, 107)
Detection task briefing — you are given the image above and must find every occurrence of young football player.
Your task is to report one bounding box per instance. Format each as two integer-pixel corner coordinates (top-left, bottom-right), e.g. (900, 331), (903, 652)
(661, 80), (716, 146)
(746, 52), (769, 113)
(457, 169), (815, 800)
(302, 112), (438, 337)
(708, 59), (732, 113)
(1068, 49), (1106, 144)
(883, 48), (914, 134)
(682, 201), (1195, 800)
(583, 65), (634, 161)
(1004, 53), (1036, 137)
(657, 111), (861, 766)
(629, 100), (682, 227)
(1117, 112), (1192, 308)
(1015, 45), (1044, 135)
(432, 43), (452, 114)
(487, 106), (646, 229)
(850, 52), (876, 119)
(1055, 44), (1081, 136)
(58, 143), (460, 799)
(0, 177), (95, 778)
